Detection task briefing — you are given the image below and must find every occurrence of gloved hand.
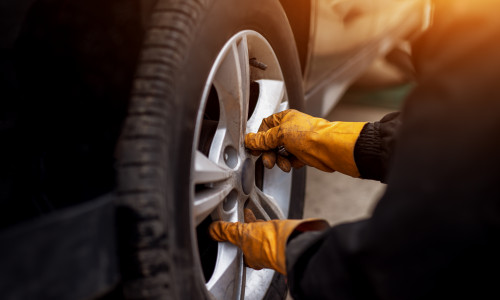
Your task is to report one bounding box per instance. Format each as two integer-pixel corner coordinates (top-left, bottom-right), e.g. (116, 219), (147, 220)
(209, 209), (329, 275)
(245, 109), (367, 177)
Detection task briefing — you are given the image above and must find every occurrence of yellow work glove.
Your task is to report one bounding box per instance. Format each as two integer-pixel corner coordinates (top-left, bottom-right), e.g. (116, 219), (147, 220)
(209, 209), (329, 275)
(245, 109), (367, 177)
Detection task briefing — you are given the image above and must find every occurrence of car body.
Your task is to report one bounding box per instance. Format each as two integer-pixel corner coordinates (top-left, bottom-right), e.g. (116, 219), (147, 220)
(285, 0), (432, 116)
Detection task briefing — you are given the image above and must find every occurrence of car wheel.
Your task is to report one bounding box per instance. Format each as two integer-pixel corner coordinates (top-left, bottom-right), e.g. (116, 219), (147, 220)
(116, 0), (305, 299)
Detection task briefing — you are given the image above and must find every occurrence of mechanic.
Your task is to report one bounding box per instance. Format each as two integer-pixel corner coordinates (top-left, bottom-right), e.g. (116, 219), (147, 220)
(209, 1), (500, 299)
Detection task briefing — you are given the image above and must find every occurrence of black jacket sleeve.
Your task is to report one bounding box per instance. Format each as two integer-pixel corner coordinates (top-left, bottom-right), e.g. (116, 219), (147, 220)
(286, 1), (500, 299)
(354, 112), (401, 182)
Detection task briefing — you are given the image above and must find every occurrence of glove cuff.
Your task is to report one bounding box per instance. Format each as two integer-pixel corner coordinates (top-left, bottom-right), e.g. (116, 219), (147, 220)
(274, 219), (330, 274)
(318, 121), (368, 177)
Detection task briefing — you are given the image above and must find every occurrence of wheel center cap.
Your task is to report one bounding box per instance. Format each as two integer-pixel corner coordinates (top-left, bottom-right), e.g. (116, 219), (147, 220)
(241, 158), (254, 195)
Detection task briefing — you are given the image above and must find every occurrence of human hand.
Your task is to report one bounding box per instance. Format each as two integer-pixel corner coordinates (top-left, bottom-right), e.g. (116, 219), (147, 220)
(244, 109), (366, 176)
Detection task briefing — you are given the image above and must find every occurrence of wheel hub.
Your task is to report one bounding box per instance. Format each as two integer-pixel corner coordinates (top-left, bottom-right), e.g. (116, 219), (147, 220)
(241, 158), (254, 195)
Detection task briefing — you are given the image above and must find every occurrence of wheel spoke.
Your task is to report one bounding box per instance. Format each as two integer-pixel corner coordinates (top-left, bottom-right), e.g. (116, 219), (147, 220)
(248, 187), (285, 221)
(246, 195), (270, 221)
(244, 268), (275, 299)
(246, 79), (286, 133)
(194, 184), (233, 225)
(262, 166), (293, 218)
(236, 36), (251, 153)
(206, 243), (244, 299)
(278, 99), (290, 112)
(212, 37), (250, 154)
(256, 188), (286, 220)
(194, 150), (232, 184)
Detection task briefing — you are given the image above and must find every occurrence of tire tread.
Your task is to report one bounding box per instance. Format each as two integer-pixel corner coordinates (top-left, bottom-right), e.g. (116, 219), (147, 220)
(117, 2), (207, 298)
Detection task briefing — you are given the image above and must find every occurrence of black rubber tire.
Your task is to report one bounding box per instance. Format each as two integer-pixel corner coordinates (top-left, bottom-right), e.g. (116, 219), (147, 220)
(116, 0), (306, 299)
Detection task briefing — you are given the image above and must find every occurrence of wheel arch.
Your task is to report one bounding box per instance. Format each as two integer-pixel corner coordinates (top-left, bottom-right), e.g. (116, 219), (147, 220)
(139, 0), (311, 75)
(278, 0), (311, 76)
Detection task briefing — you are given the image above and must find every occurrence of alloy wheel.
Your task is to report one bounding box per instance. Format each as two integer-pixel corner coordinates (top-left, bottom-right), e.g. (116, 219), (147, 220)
(192, 31), (293, 299)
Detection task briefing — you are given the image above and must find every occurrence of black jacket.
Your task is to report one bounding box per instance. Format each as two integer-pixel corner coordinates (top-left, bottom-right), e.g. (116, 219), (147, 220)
(287, 1), (500, 299)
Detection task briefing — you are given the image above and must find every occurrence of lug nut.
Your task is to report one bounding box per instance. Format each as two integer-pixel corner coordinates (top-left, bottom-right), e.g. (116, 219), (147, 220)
(249, 58), (267, 70)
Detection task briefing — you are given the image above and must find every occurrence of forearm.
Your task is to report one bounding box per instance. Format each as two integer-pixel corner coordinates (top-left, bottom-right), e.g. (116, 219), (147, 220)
(354, 112), (401, 182)
(286, 221), (373, 300)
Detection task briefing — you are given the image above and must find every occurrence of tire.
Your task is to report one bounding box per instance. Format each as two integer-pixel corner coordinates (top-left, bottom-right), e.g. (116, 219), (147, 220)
(116, 0), (305, 299)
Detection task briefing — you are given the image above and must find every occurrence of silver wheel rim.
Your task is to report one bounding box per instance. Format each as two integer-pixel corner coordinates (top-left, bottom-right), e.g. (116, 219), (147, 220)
(191, 31), (293, 299)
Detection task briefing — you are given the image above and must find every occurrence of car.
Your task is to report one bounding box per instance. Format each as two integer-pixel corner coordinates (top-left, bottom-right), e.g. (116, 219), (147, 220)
(0, 0), (431, 299)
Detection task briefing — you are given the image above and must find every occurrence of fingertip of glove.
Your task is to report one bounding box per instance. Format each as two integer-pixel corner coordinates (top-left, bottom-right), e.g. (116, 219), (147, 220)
(250, 150), (261, 157)
(262, 152), (276, 169)
(244, 208), (257, 223)
(208, 221), (226, 241)
(277, 155), (292, 172)
(244, 133), (256, 147)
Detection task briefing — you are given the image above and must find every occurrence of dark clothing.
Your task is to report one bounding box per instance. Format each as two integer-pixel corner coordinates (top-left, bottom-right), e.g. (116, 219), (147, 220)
(287, 1), (500, 299)
(354, 112), (401, 183)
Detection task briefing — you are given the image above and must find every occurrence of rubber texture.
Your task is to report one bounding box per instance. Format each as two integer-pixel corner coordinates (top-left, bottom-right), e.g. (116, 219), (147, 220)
(116, 0), (305, 299)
